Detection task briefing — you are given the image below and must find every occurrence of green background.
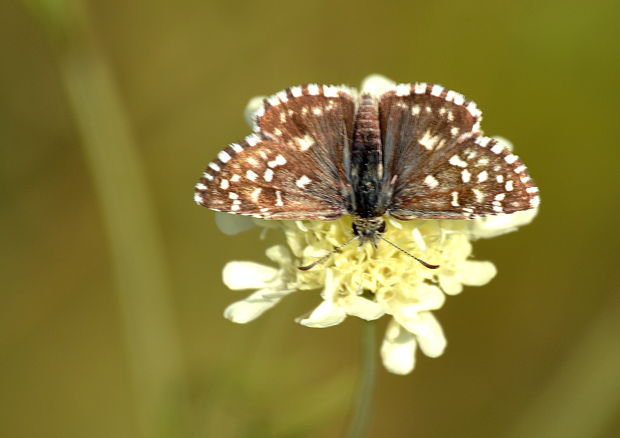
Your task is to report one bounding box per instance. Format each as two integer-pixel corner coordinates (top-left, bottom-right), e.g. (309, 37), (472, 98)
(2, 0), (620, 437)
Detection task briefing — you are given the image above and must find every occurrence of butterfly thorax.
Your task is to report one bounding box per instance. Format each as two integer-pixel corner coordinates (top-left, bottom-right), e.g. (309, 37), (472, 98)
(349, 93), (388, 241)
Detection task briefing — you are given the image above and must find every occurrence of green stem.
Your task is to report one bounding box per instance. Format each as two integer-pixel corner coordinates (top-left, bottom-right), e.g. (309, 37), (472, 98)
(346, 320), (377, 438)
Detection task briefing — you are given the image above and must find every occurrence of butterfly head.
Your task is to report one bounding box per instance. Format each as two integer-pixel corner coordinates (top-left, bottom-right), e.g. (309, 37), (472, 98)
(352, 216), (386, 247)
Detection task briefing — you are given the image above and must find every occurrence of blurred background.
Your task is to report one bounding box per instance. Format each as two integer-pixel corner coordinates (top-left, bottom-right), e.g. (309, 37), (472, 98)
(2, 0), (620, 437)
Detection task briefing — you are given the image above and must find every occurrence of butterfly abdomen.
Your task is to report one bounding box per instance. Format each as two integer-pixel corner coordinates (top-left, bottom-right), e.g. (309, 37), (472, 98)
(350, 93), (386, 219)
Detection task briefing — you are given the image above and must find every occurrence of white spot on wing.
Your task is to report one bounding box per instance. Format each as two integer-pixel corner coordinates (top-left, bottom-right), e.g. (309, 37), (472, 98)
(323, 85), (338, 97)
(246, 134), (260, 146)
(505, 180), (514, 191)
(290, 86), (303, 97)
(296, 134), (315, 151)
(431, 84), (443, 96)
(451, 191), (460, 206)
(491, 143), (504, 154)
(208, 162), (220, 172)
(276, 91), (288, 102)
(307, 84), (320, 95)
(219, 179), (229, 189)
(251, 188), (261, 202)
(419, 130), (440, 150)
(472, 188), (484, 202)
(195, 183), (207, 190)
(230, 174), (240, 182)
(194, 193), (203, 205)
(475, 137), (491, 147)
(264, 168), (274, 182)
(275, 190), (284, 206)
(414, 83), (427, 94)
(218, 151), (231, 163)
(477, 170), (488, 182)
(461, 169), (471, 183)
(424, 175), (439, 188)
(231, 143), (243, 153)
(296, 175), (312, 188)
(505, 154), (518, 164)
(228, 192), (239, 200)
(268, 154), (287, 168)
(396, 84), (410, 96)
(449, 154), (468, 168)
(246, 170), (258, 181)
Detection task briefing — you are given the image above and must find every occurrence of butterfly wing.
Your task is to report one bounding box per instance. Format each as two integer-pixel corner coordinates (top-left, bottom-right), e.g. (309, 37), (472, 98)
(378, 83), (539, 219)
(195, 84), (356, 220)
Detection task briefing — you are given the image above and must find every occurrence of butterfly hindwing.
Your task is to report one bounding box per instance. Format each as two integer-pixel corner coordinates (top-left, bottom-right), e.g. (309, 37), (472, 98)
(387, 135), (540, 219)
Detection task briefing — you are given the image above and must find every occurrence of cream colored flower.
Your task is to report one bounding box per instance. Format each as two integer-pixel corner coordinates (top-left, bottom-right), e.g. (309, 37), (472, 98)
(219, 75), (538, 375)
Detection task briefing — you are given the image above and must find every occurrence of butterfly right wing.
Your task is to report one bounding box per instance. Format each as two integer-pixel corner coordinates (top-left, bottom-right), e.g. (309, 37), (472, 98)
(195, 84), (356, 220)
(378, 83), (538, 219)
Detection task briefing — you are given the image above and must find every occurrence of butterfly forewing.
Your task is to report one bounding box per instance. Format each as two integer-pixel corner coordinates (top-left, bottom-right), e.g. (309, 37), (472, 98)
(195, 85), (356, 220)
(378, 83), (481, 190)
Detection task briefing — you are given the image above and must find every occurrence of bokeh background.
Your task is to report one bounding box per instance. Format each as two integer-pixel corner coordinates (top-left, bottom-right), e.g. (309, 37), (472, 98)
(2, 0), (620, 437)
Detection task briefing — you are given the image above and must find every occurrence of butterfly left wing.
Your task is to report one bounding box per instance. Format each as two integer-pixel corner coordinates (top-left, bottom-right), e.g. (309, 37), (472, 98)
(194, 84), (356, 220)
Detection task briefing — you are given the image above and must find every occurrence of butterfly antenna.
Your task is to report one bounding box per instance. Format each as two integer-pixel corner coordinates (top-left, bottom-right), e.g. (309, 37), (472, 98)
(298, 235), (359, 271)
(377, 235), (440, 269)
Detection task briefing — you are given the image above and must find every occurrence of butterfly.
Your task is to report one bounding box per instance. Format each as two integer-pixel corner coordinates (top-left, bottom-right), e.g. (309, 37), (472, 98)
(194, 83), (539, 268)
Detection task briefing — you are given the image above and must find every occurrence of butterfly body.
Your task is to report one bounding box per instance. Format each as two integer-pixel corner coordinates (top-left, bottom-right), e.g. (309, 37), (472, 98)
(195, 82), (539, 246)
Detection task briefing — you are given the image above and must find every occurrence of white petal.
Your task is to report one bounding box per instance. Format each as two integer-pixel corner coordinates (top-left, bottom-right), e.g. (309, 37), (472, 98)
(438, 273), (464, 295)
(413, 312), (447, 358)
(344, 296), (385, 321)
(456, 260), (497, 286)
(298, 300), (346, 328)
(222, 261), (278, 290)
(381, 319), (417, 375)
(244, 95), (266, 127)
(224, 288), (293, 323)
(361, 74), (396, 96)
(385, 282), (446, 318)
(392, 311), (446, 358)
(215, 212), (256, 235)
(320, 268), (338, 301)
(265, 245), (293, 266)
(468, 208), (539, 239)
(491, 136), (514, 151)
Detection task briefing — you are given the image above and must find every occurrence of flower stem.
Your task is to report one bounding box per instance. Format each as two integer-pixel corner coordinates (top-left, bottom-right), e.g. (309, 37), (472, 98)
(346, 320), (377, 438)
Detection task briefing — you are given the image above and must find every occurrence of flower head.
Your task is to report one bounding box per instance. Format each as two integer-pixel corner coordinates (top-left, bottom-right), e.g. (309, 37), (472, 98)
(215, 75), (538, 375)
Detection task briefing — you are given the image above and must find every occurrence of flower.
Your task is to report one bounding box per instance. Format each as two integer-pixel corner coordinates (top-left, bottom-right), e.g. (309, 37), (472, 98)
(218, 75), (538, 375)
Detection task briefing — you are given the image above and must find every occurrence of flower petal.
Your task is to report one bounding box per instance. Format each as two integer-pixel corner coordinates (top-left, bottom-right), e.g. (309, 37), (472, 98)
(265, 245), (293, 266)
(298, 300), (347, 328)
(414, 312), (447, 358)
(392, 311), (446, 358)
(361, 74), (396, 96)
(215, 212), (256, 235)
(381, 319), (417, 375)
(344, 296), (385, 321)
(468, 208), (539, 239)
(456, 260), (497, 286)
(224, 288), (293, 323)
(244, 95), (266, 126)
(438, 273), (464, 295)
(222, 261), (278, 290)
